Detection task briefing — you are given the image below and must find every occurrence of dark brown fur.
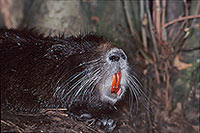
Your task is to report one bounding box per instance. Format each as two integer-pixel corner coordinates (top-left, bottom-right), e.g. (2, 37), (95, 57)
(0, 28), (149, 131)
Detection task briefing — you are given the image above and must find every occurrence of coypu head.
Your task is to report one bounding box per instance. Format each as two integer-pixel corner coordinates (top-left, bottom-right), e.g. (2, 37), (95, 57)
(52, 33), (148, 113)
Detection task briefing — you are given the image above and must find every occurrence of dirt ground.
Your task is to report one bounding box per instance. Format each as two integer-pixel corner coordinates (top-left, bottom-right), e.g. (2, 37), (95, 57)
(1, 86), (199, 133)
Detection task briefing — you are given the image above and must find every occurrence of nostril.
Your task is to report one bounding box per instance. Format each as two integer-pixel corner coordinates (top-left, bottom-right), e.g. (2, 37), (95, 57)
(109, 55), (120, 62)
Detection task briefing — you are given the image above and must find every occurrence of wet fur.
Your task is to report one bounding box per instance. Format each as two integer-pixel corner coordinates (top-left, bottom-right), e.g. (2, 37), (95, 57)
(0, 28), (149, 130)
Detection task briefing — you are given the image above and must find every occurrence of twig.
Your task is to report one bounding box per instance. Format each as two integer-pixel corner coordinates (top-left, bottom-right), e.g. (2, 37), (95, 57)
(123, 0), (154, 63)
(161, 0), (167, 41)
(170, 19), (185, 46)
(146, 0), (160, 61)
(175, 31), (189, 55)
(1, 120), (24, 133)
(183, 0), (189, 35)
(153, 0), (161, 41)
(140, 0), (148, 50)
(171, 0), (190, 55)
(181, 46), (200, 52)
(184, 0), (189, 17)
(153, 53), (160, 84)
(165, 61), (171, 110)
(163, 15), (200, 28)
(123, 0), (138, 39)
(191, 1), (200, 27)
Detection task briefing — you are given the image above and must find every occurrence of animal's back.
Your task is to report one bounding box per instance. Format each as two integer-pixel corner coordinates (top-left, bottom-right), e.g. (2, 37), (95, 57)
(0, 29), (105, 112)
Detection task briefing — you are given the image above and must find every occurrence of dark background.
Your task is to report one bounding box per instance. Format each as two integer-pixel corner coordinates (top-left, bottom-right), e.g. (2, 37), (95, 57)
(1, 0), (199, 132)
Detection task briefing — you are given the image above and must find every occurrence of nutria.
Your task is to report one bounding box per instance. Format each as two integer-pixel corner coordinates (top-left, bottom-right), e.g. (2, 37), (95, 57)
(0, 28), (148, 131)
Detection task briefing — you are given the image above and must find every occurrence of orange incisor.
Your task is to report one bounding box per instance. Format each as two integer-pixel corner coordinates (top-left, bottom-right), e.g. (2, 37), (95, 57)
(110, 69), (121, 94)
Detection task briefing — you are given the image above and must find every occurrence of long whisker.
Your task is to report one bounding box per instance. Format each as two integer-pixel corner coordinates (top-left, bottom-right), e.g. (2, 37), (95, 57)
(128, 75), (151, 112)
(72, 67), (102, 100)
(56, 58), (102, 86)
(60, 59), (104, 102)
(88, 68), (107, 95)
(128, 74), (149, 102)
(53, 71), (85, 97)
(129, 70), (150, 105)
(62, 74), (88, 100)
(80, 67), (103, 101)
(128, 81), (139, 114)
(82, 77), (98, 101)
(129, 70), (143, 87)
(54, 59), (103, 97)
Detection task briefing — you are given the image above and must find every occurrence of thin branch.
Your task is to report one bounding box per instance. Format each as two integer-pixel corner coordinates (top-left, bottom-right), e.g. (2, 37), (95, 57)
(172, 0), (190, 55)
(191, 1), (200, 27)
(1, 120), (24, 133)
(184, 0), (189, 17)
(181, 46), (200, 52)
(165, 61), (171, 110)
(171, 0), (190, 55)
(153, 0), (161, 40)
(161, 0), (167, 41)
(140, 0), (148, 50)
(146, 0), (160, 61)
(153, 53), (160, 84)
(163, 15), (200, 28)
(123, 0), (154, 63)
(123, 0), (141, 41)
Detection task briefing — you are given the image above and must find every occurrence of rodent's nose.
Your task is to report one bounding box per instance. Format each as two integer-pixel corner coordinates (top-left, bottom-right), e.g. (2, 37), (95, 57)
(109, 55), (120, 62)
(108, 51), (126, 62)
